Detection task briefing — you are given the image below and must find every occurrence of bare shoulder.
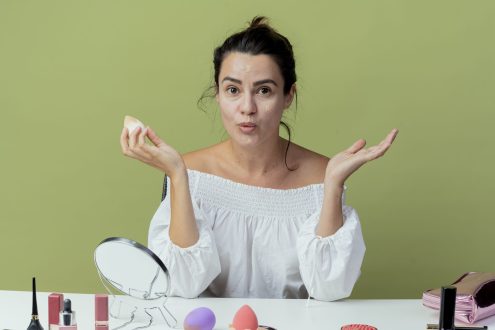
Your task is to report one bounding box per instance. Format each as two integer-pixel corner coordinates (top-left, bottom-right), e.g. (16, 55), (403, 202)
(182, 141), (328, 187)
(288, 142), (329, 185)
(182, 143), (223, 173)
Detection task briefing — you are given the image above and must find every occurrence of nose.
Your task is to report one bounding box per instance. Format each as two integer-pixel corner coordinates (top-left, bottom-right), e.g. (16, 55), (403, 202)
(240, 93), (257, 116)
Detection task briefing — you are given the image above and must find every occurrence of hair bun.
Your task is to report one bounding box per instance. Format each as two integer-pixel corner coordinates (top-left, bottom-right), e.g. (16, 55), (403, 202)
(248, 16), (270, 29)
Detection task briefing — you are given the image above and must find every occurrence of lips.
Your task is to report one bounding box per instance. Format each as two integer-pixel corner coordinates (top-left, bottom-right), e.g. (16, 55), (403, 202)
(238, 122), (256, 127)
(238, 122), (257, 133)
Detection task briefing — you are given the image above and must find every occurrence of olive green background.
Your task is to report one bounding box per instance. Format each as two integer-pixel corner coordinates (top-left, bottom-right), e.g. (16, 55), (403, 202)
(1, 0), (494, 298)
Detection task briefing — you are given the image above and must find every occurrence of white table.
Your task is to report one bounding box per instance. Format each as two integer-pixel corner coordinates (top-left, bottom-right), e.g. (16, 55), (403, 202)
(1, 291), (494, 329)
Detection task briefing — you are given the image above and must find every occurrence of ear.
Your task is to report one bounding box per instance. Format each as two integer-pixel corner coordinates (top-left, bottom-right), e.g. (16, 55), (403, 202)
(284, 84), (296, 110)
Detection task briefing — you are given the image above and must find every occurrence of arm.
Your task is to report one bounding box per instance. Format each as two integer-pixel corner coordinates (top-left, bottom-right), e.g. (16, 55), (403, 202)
(317, 128), (398, 237)
(120, 125), (199, 247)
(168, 170), (199, 247)
(298, 191), (366, 301)
(316, 185), (344, 237)
(298, 129), (398, 301)
(148, 176), (221, 298)
(121, 125), (220, 297)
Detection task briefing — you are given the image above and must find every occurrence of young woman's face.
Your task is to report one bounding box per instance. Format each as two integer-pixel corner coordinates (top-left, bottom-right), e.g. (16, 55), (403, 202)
(216, 52), (294, 148)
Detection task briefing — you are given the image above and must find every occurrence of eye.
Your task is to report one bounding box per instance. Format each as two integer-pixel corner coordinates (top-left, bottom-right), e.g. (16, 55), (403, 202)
(258, 87), (271, 95)
(226, 86), (239, 95)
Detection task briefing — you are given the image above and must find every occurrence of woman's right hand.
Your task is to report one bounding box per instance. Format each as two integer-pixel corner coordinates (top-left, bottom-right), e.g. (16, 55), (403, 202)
(120, 126), (186, 178)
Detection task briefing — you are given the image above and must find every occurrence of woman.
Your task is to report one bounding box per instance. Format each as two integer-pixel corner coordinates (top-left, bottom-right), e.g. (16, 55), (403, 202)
(120, 17), (398, 301)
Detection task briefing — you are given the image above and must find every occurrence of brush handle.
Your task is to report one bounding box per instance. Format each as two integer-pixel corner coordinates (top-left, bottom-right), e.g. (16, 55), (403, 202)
(32, 277), (38, 316)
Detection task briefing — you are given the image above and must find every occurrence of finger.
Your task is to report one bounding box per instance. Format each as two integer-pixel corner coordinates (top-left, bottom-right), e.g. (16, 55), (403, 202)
(386, 128), (399, 144)
(365, 141), (392, 161)
(353, 129), (398, 162)
(147, 127), (165, 147)
(374, 128), (398, 150)
(120, 127), (128, 150)
(137, 126), (148, 147)
(346, 139), (366, 154)
(132, 127), (154, 161)
(365, 147), (384, 161)
(128, 126), (142, 149)
(131, 146), (152, 162)
(120, 127), (129, 153)
(131, 130), (152, 157)
(378, 128), (399, 153)
(140, 142), (159, 158)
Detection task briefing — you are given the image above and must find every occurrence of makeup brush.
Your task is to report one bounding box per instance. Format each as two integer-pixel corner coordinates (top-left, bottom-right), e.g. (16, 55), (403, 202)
(27, 277), (44, 330)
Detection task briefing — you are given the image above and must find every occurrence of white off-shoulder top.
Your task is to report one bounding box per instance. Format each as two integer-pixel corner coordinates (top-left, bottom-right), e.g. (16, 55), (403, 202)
(148, 169), (365, 301)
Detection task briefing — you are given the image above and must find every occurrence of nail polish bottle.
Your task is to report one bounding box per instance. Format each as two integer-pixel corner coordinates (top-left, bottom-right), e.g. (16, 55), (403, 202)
(59, 299), (77, 330)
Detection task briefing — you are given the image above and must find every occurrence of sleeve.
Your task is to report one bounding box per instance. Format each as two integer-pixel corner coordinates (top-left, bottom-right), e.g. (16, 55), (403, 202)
(296, 188), (366, 302)
(147, 176), (221, 298)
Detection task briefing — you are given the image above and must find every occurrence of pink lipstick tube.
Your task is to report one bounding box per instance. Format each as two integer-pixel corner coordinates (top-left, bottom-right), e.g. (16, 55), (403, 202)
(95, 294), (109, 330)
(48, 293), (64, 330)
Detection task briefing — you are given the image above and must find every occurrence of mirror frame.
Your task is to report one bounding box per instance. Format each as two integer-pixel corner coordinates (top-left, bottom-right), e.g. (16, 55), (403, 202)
(94, 236), (170, 299)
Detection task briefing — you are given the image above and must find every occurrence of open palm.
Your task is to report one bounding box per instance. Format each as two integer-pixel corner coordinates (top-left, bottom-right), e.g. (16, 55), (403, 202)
(325, 129), (399, 187)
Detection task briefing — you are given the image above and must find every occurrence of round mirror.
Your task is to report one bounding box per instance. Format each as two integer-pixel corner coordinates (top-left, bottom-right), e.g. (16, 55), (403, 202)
(94, 237), (170, 300)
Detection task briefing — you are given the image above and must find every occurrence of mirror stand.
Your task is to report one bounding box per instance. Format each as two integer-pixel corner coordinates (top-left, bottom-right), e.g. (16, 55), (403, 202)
(94, 237), (178, 329)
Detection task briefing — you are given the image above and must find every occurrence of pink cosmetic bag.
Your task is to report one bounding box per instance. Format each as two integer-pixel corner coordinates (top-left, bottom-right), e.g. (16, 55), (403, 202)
(422, 272), (495, 324)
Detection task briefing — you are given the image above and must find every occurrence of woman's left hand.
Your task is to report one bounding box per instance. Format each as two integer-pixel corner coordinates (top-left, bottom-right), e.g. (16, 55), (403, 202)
(325, 128), (399, 188)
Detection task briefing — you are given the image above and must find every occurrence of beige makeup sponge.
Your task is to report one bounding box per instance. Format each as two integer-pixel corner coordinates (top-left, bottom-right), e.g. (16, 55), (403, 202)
(124, 115), (145, 133)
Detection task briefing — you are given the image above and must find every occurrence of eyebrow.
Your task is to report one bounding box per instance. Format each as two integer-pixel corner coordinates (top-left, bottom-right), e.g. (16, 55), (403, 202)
(221, 76), (278, 87)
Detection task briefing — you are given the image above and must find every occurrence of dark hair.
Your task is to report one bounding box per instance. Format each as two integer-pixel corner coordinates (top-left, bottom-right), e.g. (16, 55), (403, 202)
(200, 16), (298, 170)
(213, 16), (296, 95)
